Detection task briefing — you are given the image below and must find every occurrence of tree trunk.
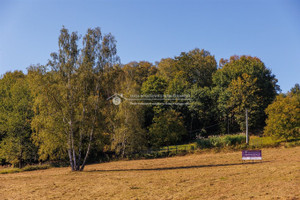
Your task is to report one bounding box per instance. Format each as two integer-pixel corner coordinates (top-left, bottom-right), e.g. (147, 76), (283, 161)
(77, 129), (83, 171)
(19, 148), (23, 169)
(70, 122), (77, 170)
(79, 87), (99, 171)
(65, 116), (74, 171)
(79, 128), (94, 171)
(77, 89), (87, 171)
(121, 134), (127, 158)
(68, 145), (74, 170)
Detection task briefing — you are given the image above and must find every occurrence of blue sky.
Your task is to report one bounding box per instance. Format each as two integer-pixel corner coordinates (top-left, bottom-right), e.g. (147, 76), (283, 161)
(0, 0), (299, 92)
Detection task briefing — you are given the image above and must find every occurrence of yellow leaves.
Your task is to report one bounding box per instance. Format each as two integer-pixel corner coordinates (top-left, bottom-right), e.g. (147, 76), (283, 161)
(224, 73), (263, 130)
(264, 93), (300, 140)
(227, 73), (260, 109)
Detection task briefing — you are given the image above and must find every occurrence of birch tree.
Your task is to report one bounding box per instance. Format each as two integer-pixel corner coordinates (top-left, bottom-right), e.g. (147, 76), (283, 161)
(31, 27), (119, 171)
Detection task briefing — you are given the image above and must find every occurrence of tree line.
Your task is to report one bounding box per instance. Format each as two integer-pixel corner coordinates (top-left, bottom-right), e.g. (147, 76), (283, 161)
(0, 27), (299, 170)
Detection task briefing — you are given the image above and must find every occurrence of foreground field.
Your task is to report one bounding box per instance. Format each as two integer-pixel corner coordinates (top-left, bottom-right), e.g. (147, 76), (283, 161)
(0, 147), (299, 200)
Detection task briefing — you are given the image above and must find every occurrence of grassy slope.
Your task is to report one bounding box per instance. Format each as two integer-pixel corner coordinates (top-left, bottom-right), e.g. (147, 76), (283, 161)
(0, 165), (50, 174)
(0, 146), (299, 200)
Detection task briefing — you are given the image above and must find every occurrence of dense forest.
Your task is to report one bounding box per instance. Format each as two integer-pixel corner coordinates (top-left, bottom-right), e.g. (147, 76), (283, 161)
(0, 27), (299, 171)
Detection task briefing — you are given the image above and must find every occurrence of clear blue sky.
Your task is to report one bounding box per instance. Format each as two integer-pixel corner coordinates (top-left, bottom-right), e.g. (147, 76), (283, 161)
(0, 0), (299, 92)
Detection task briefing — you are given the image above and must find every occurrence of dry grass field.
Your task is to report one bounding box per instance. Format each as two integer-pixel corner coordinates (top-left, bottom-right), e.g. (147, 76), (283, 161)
(0, 147), (299, 200)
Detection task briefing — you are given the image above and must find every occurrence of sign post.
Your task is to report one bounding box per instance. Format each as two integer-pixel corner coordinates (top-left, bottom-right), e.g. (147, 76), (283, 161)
(246, 108), (249, 144)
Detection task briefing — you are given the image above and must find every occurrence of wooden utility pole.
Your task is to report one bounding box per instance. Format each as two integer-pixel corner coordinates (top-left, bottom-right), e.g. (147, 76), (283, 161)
(246, 108), (249, 144)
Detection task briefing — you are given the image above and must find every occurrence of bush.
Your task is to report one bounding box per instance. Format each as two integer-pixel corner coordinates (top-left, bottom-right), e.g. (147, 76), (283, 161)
(223, 135), (245, 146)
(210, 137), (223, 147)
(197, 134), (246, 149)
(22, 165), (50, 171)
(264, 93), (300, 140)
(196, 138), (213, 149)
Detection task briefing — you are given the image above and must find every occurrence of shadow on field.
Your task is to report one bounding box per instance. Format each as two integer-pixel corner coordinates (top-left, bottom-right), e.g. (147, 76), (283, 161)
(86, 161), (269, 173)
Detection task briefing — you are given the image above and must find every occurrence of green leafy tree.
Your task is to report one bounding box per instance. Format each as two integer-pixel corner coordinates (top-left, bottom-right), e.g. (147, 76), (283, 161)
(141, 75), (167, 115)
(164, 71), (192, 141)
(226, 73), (261, 131)
(154, 49), (217, 139)
(213, 55), (280, 131)
(141, 75), (167, 95)
(175, 48), (217, 87)
(123, 61), (157, 86)
(112, 101), (146, 157)
(28, 65), (68, 162)
(215, 86), (240, 134)
(110, 71), (147, 157)
(149, 110), (186, 148)
(189, 86), (220, 136)
(0, 71), (36, 168)
(165, 71), (189, 96)
(290, 83), (300, 95)
(157, 58), (178, 82)
(157, 49), (217, 87)
(264, 91), (300, 140)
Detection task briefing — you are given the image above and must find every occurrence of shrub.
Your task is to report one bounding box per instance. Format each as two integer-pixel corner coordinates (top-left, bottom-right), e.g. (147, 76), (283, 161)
(223, 134), (245, 146)
(197, 134), (246, 149)
(22, 165), (50, 171)
(210, 137), (223, 147)
(264, 93), (300, 140)
(196, 138), (213, 149)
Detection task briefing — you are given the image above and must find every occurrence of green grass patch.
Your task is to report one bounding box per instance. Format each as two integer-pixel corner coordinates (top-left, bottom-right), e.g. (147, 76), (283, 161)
(22, 165), (50, 171)
(160, 143), (197, 152)
(0, 168), (22, 174)
(249, 136), (280, 148)
(0, 164), (51, 174)
(249, 136), (300, 148)
(284, 140), (300, 148)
